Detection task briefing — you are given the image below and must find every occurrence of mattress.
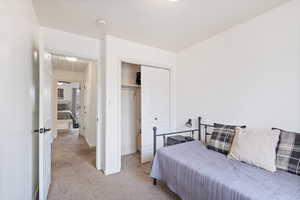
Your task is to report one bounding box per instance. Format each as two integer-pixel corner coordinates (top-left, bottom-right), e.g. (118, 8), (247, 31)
(150, 141), (300, 200)
(57, 110), (73, 120)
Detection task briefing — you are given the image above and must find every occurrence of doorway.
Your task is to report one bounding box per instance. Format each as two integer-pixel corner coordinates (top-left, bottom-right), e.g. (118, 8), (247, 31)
(37, 30), (102, 200)
(56, 81), (81, 136)
(47, 54), (99, 198)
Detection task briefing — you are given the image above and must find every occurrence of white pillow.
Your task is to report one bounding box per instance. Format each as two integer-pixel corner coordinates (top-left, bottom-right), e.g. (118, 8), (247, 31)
(228, 128), (280, 172)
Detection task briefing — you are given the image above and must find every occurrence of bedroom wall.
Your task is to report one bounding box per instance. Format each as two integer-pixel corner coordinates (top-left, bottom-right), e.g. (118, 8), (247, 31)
(104, 35), (176, 174)
(0, 1), (38, 200)
(176, 0), (300, 132)
(41, 27), (100, 60)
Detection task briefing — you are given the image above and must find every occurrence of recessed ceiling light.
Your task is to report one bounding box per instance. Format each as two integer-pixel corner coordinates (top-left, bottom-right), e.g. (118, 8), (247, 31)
(96, 19), (106, 25)
(65, 57), (78, 62)
(169, 0), (179, 2)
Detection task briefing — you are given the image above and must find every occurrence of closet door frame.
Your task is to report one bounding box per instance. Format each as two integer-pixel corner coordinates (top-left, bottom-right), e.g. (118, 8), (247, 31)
(117, 58), (175, 169)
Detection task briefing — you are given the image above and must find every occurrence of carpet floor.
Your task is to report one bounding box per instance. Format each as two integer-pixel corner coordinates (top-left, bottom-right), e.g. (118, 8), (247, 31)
(47, 131), (180, 200)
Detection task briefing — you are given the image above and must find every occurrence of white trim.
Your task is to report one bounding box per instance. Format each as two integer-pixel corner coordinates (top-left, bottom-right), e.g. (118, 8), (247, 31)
(84, 137), (97, 148)
(48, 48), (99, 62)
(121, 57), (172, 70)
(54, 76), (86, 83)
(46, 48), (100, 62)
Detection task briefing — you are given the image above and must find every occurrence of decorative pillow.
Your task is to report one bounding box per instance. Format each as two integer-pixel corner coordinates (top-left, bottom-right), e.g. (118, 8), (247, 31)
(207, 123), (236, 155)
(228, 128), (280, 172)
(276, 130), (300, 175)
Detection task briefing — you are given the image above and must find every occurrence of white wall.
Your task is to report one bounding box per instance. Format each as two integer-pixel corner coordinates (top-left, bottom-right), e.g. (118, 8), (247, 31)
(0, 1), (38, 200)
(53, 69), (86, 82)
(104, 35), (176, 174)
(176, 0), (300, 132)
(42, 27), (99, 60)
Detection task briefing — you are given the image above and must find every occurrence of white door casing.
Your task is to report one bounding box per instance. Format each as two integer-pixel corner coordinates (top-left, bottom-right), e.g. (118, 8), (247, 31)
(141, 66), (170, 163)
(39, 32), (53, 200)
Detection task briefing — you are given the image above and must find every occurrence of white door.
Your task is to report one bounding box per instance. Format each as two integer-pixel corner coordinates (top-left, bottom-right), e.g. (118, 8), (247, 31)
(38, 32), (53, 200)
(141, 66), (170, 163)
(96, 62), (102, 170)
(82, 83), (88, 137)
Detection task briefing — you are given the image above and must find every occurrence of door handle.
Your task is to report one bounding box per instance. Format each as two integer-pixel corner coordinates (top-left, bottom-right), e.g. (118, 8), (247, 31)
(33, 128), (51, 134)
(44, 128), (51, 132)
(34, 129), (40, 133)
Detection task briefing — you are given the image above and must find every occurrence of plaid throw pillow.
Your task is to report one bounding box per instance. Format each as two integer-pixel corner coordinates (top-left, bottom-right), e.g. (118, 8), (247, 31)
(276, 130), (300, 175)
(207, 123), (236, 155)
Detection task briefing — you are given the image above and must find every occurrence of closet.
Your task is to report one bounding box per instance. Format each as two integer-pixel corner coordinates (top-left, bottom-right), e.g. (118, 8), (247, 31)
(121, 62), (171, 164)
(121, 63), (141, 157)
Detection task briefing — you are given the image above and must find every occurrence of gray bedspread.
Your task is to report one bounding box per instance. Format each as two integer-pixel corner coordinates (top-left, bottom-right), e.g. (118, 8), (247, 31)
(150, 141), (300, 200)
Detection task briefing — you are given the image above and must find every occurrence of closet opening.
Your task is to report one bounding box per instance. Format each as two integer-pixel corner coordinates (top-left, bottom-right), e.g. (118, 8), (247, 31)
(120, 61), (171, 172)
(121, 62), (142, 169)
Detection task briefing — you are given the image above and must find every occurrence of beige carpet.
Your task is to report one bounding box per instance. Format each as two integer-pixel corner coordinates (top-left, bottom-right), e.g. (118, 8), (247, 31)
(48, 131), (180, 200)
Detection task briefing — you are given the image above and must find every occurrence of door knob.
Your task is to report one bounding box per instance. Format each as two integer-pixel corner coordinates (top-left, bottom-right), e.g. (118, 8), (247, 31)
(44, 128), (51, 132)
(33, 128), (51, 134)
(34, 129), (40, 133)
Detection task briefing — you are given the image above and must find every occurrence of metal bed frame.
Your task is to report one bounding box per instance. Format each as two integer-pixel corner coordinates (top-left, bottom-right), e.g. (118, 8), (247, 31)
(271, 127), (298, 133)
(152, 116), (246, 185)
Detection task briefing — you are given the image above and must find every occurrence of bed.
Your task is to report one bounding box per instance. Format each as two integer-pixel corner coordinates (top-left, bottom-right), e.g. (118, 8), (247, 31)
(150, 117), (300, 200)
(57, 110), (74, 130)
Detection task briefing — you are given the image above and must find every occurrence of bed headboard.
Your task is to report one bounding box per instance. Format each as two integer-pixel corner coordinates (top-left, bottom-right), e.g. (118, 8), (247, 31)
(153, 116), (246, 157)
(198, 117), (246, 143)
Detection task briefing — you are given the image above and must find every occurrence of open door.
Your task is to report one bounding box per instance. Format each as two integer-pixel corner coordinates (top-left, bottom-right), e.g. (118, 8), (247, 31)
(38, 31), (53, 200)
(96, 61), (102, 170)
(141, 66), (170, 163)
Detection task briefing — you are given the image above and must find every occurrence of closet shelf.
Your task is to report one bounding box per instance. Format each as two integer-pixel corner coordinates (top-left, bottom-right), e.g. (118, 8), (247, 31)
(121, 83), (141, 88)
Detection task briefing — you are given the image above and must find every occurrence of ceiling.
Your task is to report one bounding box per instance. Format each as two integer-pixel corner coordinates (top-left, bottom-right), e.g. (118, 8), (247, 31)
(33, 0), (290, 52)
(52, 55), (89, 72)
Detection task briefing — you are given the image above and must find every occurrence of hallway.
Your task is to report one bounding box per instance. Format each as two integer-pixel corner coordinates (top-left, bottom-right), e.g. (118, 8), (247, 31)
(48, 131), (179, 200)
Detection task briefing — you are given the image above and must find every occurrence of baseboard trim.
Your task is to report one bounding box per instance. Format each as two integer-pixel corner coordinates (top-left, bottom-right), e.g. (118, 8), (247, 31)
(104, 167), (120, 175)
(84, 136), (96, 148)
